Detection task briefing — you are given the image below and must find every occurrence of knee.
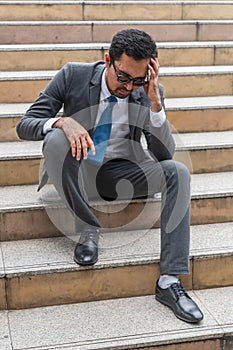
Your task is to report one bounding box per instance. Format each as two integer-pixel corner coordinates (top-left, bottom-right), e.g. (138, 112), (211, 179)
(161, 160), (190, 183)
(43, 129), (70, 158)
(175, 161), (190, 181)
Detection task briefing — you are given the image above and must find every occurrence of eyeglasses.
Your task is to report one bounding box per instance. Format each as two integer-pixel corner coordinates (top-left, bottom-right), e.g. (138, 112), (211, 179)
(112, 61), (149, 86)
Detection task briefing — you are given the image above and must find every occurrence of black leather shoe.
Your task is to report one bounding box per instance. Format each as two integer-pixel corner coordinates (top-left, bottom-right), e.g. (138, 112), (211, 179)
(74, 228), (99, 266)
(155, 280), (204, 323)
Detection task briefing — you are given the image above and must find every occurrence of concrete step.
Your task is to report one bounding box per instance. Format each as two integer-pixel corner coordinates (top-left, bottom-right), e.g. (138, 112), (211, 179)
(1, 96), (233, 141)
(0, 222), (232, 309)
(1, 1), (233, 21)
(0, 172), (232, 241)
(1, 131), (233, 185)
(173, 131), (233, 173)
(0, 103), (33, 141)
(1, 285), (233, 349)
(166, 95), (233, 133)
(0, 41), (233, 71)
(1, 20), (233, 44)
(3, 0), (232, 1)
(0, 65), (233, 102)
(1, 222), (233, 310)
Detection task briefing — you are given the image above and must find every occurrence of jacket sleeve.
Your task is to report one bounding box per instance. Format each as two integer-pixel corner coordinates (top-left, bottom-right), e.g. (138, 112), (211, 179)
(143, 84), (175, 161)
(16, 63), (71, 141)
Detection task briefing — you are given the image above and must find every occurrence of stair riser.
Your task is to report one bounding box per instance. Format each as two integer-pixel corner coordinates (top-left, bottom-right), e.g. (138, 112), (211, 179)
(123, 339), (232, 350)
(1, 196), (232, 241)
(174, 148), (233, 174)
(1, 253), (233, 309)
(1, 3), (233, 21)
(1, 46), (233, 71)
(1, 22), (233, 44)
(0, 117), (24, 142)
(1, 109), (233, 142)
(0, 159), (41, 186)
(1, 148), (232, 186)
(0, 49), (105, 71)
(1, 73), (232, 103)
(0, 80), (49, 103)
(169, 109), (233, 133)
(193, 255), (233, 290)
(0, 280), (6, 310)
(160, 46), (233, 67)
(0, 2), (232, 21)
(0, 209), (60, 241)
(160, 74), (233, 99)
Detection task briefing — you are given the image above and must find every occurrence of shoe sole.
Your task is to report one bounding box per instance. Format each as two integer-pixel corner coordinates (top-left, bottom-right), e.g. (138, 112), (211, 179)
(73, 256), (98, 266)
(155, 295), (203, 324)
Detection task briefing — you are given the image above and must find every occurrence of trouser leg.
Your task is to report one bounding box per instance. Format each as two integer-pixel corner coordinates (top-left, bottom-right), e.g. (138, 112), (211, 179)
(42, 129), (101, 231)
(159, 160), (190, 275)
(96, 158), (190, 275)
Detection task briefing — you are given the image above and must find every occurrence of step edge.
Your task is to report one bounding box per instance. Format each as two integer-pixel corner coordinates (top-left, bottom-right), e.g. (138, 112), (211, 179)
(2, 222), (233, 277)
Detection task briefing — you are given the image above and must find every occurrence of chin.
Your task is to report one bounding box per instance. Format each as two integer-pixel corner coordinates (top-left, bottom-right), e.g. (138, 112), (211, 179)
(116, 89), (131, 99)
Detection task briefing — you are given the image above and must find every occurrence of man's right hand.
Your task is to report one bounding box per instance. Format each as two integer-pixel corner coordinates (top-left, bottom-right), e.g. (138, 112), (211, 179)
(52, 117), (95, 160)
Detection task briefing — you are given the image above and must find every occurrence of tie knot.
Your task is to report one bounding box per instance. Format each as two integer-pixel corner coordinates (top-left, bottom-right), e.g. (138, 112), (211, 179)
(108, 95), (117, 104)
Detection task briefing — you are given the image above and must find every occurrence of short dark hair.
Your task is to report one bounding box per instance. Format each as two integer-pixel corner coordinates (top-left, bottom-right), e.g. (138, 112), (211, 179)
(109, 28), (158, 62)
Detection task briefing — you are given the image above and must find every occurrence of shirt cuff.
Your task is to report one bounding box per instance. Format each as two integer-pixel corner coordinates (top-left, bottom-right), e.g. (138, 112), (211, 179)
(43, 117), (61, 134)
(150, 107), (166, 127)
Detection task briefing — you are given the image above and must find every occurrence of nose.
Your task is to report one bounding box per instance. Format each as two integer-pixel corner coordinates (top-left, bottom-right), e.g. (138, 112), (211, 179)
(124, 80), (134, 90)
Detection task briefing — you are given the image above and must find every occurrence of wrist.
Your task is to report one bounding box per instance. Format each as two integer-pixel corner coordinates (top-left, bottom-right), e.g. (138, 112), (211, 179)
(150, 101), (162, 113)
(52, 117), (64, 129)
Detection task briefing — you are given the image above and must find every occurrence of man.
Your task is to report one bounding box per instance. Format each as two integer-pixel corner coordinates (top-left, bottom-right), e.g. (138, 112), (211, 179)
(16, 28), (204, 323)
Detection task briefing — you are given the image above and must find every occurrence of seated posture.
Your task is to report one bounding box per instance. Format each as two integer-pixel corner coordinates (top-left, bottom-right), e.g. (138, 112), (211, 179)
(17, 28), (204, 323)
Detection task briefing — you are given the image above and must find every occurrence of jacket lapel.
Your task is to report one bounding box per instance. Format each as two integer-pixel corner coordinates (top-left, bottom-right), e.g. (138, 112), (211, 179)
(89, 64), (105, 134)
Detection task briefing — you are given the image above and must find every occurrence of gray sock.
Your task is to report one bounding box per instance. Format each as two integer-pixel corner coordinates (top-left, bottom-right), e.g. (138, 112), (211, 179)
(158, 275), (179, 289)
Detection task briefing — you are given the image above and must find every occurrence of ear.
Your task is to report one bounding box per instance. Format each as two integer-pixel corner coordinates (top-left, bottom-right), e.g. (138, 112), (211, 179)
(104, 53), (111, 68)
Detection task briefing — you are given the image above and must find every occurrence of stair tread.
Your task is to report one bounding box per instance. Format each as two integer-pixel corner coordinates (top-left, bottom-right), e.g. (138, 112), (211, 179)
(165, 95), (233, 109)
(2, 0), (233, 4)
(0, 285), (232, 349)
(0, 140), (43, 159)
(0, 40), (233, 51)
(174, 130), (233, 149)
(0, 103), (32, 116)
(0, 96), (232, 118)
(1, 130), (233, 160)
(0, 222), (232, 276)
(1, 65), (233, 80)
(1, 19), (233, 24)
(0, 171), (232, 212)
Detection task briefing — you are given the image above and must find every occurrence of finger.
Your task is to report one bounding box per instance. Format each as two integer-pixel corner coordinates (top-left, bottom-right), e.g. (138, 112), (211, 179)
(149, 58), (159, 73)
(86, 135), (96, 156)
(148, 62), (155, 79)
(71, 139), (77, 158)
(75, 139), (82, 160)
(153, 58), (159, 75)
(80, 135), (88, 159)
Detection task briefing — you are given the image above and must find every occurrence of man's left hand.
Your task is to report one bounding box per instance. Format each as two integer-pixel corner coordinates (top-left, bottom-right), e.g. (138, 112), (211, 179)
(144, 57), (162, 113)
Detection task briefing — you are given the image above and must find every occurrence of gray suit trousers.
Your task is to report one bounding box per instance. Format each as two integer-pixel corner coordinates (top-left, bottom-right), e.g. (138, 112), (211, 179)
(42, 128), (190, 275)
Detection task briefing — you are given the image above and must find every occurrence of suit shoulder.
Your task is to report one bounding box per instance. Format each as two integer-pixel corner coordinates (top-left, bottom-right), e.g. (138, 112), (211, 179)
(62, 61), (104, 73)
(57, 61), (104, 85)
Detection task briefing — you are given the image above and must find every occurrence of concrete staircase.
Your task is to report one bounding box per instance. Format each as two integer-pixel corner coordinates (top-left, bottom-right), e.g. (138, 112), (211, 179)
(0, 1), (233, 349)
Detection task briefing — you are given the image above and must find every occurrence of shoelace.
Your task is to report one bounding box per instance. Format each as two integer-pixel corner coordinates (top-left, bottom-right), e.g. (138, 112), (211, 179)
(171, 281), (189, 300)
(79, 229), (100, 245)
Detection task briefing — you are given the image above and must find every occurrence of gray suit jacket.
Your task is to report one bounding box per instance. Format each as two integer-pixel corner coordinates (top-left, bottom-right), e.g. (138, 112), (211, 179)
(17, 61), (175, 164)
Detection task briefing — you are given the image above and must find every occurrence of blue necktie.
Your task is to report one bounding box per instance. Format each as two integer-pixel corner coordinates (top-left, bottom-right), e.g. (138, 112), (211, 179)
(88, 95), (117, 166)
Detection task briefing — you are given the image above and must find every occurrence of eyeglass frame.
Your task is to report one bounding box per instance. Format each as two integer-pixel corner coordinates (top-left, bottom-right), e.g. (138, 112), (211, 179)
(111, 60), (150, 86)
